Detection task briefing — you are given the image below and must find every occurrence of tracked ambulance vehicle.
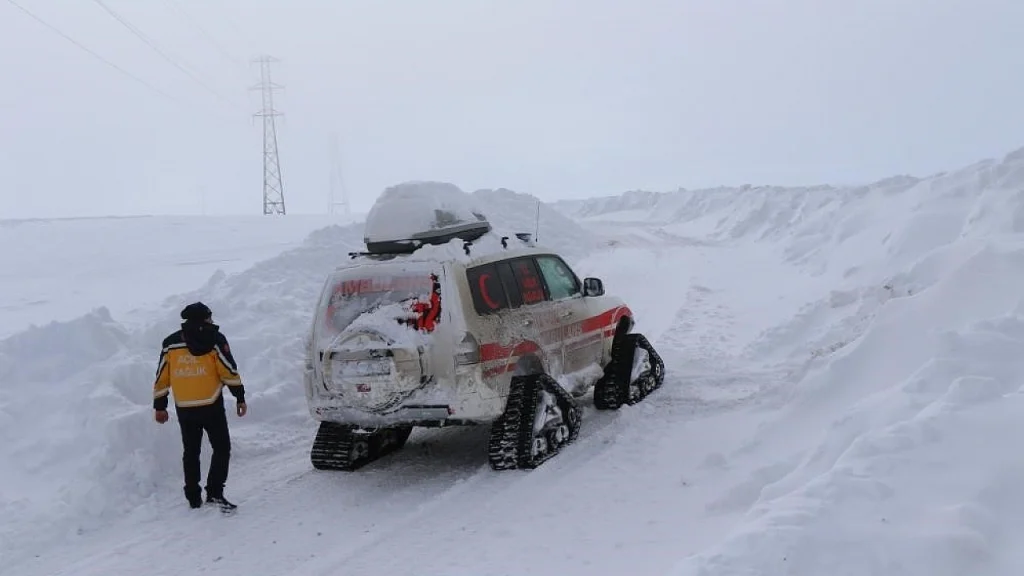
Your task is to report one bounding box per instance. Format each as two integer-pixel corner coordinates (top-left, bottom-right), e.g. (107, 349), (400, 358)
(301, 182), (665, 471)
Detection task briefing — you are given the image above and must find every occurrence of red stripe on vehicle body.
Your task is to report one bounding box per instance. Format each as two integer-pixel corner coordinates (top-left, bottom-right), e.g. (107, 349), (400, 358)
(477, 305), (630, 366)
(479, 339), (541, 363)
(613, 305), (632, 327)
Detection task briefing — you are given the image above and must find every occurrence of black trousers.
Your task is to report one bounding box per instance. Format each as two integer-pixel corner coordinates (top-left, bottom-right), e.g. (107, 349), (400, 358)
(176, 401), (231, 499)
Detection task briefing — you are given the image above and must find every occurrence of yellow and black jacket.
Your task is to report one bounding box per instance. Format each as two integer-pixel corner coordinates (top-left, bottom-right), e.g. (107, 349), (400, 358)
(153, 323), (245, 411)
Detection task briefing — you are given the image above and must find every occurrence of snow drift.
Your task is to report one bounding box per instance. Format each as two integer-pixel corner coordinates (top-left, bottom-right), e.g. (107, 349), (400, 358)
(554, 147), (1024, 575)
(0, 222), (368, 565)
(0, 214), (350, 339)
(561, 147), (1024, 575)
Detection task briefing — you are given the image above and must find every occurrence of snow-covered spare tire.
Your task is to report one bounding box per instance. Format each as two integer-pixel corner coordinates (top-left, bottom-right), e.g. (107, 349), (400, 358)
(363, 181), (492, 253)
(321, 329), (426, 413)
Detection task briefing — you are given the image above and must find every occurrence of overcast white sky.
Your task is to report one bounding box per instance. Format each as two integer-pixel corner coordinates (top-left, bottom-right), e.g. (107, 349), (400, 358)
(2, 0), (1022, 218)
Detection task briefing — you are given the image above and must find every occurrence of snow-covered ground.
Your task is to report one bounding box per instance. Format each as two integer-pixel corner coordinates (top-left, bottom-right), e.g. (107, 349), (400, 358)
(4, 148), (1024, 575)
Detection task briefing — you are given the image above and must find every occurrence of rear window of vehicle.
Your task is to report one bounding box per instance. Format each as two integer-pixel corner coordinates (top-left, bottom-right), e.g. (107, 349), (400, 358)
(496, 261), (522, 309)
(314, 264), (439, 343)
(467, 257), (549, 314)
(466, 262), (509, 314)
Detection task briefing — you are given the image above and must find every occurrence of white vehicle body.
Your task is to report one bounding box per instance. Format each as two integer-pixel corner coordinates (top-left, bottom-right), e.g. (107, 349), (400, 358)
(302, 240), (633, 430)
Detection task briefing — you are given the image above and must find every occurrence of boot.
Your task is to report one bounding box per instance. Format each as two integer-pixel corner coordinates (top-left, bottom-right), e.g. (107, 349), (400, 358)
(206, 492), (237, 513)
(184, 485), (203, 509)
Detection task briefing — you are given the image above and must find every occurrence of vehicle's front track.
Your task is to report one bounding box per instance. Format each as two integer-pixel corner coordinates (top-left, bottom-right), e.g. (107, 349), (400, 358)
(593, 332), (665, 410)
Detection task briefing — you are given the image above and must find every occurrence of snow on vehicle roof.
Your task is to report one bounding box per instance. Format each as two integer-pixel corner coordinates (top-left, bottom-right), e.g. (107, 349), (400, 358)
(363, 181), (491, 249)
(353, 180), (548, 267)
(413, 228), (541, 262)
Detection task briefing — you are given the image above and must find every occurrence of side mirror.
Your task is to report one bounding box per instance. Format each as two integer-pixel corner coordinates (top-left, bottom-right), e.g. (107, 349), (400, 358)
(583, 277), (604, 297)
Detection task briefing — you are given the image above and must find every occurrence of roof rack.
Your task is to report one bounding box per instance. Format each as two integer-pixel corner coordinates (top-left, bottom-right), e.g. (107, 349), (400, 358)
(348, 230), (535, 260)
(347, 250), (400, 260)
(349, 238), (475, 260)
(500, 233), (534, 249)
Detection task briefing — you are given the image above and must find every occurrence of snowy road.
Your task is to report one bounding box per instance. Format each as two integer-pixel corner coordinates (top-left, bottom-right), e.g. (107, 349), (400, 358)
(8, 215), (803, 576)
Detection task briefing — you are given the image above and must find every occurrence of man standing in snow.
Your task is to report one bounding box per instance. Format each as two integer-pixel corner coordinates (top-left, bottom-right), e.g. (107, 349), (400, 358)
(152, 302), (247, 512)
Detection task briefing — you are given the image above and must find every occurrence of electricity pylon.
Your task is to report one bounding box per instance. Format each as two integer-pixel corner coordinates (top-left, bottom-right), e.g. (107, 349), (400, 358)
(328, 132), (350, 216)
(251, 55), (286, 215)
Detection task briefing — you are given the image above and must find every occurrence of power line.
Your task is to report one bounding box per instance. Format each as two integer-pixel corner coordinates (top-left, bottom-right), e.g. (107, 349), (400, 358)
(208, 8), (254, 53)
(89, 0), (241, 112)
(159, 0), (247, 71)
(4, 0), (181, 104)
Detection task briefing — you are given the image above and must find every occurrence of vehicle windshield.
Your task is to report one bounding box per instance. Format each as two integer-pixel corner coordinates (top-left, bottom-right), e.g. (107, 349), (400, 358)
(313, 262), (441, 347)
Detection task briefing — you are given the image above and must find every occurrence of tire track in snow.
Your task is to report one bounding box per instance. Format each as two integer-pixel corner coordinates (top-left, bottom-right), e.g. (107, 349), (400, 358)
(285, 230), (779, 576)
(297, 463), (496, 576)
(25, 426), (498, 576)
(290, 373), (764, 576)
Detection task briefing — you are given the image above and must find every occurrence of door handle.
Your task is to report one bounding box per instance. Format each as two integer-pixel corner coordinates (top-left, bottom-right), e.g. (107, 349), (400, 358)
(558, 309), (573, 318)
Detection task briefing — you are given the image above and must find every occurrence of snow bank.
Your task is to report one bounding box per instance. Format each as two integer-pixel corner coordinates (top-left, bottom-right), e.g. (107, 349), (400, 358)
(470, 187), (602, 261)
(547, 146), (1024, 574)
(0, 222), (367, 566)
(664, 149), (1024, 574)
(673, 254), (1024, 575)
(0, 214), (349, 339)
(555, 147), (1024, 252)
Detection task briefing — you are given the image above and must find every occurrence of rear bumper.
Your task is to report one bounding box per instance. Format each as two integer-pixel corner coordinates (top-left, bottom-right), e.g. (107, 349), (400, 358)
(311, 404), (458, 428)
(305, 365), (504, 427)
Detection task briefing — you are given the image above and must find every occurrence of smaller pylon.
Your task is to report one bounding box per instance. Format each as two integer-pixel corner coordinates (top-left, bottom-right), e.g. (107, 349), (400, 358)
(328, 132), (350, 216)
(251, 55), (286, 215)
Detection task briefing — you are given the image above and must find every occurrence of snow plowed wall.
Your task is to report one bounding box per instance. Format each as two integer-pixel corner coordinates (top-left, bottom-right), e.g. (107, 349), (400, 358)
(471, 187), (603, 260)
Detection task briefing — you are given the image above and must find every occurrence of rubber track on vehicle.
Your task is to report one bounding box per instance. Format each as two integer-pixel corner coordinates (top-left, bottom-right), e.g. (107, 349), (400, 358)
(488, 374), (582, 471)
(541, 373), (583, 445)
(593, 332), (665, 410)
(310, 422), (412, 471)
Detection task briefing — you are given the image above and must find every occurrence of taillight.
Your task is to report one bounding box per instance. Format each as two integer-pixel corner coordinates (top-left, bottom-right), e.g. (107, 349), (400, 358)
(455, 332), (480, 365)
